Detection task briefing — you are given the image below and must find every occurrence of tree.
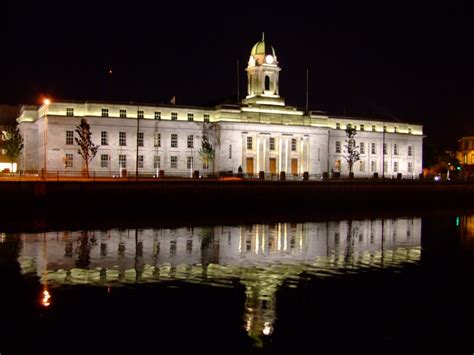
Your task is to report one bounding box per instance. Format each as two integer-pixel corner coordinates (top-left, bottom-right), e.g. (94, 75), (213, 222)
(1, 126), (24, 173)
(75, 119), (99, 177)
(343, 125), (360, 175)
(198, 135), (215, 172)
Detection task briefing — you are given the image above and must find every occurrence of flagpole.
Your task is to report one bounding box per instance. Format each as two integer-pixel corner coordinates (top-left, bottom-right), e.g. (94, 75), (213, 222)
(305, 68), (309, 114)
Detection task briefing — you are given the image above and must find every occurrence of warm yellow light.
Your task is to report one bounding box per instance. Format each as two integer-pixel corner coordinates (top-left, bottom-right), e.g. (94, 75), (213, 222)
(43, 98), (51, 106)
(41, 289), (51, 307)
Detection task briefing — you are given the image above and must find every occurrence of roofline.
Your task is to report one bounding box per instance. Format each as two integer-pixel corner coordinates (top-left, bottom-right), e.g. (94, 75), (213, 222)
(328, 115), (422, 126)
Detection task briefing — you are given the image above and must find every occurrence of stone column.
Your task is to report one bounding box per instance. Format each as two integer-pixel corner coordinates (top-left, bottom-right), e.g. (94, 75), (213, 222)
(242, 133), (247, 173)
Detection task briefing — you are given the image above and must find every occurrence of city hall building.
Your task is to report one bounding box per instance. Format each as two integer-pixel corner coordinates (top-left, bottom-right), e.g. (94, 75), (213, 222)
(17, 36), (423, 178)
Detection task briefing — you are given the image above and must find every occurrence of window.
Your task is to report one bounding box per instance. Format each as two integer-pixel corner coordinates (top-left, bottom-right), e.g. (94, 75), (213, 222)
(138, 155), (144, 169)
(187, 135), (194, 148)
(229, 144), (232, 159)
(407, 162), (413, 173)
(408, 145), (413, 156)
(393, 144), (398, 155)
(119, 132), (126, 146)
(360, 142), (365, 154)
(346, 123), (352, 129)
(65, 154), (73, 168)
(187, 156), (193, 169)
(383, 125), (387, 132)
(270, 137), (275, 151)
(371, 161), (376, 172)
(154, 156), (161, 169)
(393, 161), (399, 173)
(66, 130), (74, 145)
(335, 141), (341, 153)
(171, 134), (178, 148)
(137, 110), (144, 119)
(120, 109), (127, 118)
(383, 143), (387, 155)
(336, 123), (340, 130)
(187, 113), (194, 121)
(138, 132), (144, 147)
(408, 128), (412, 134)
(247, 136), (253, 150)
(383, 161), (388, 173)
(154, 133), (161, 147)
(360, 124), (365, 131)
(359, 161), (365, 172)
(170, 156), (178, 168)
(119, 155), (126, 168)
(100, 154), (109, 168)
(371, 143), (376, 155)
(291, 138), (297, 152)
(101, 108), (109, 117)
(394, 126), (398, 133)
(154, 111), (161, 120)
(171, 112), (178, 121)
(372, 125), (376, 132)
(66, 107), (74, 117)
(203, 114), (210, 123)
(101, 131), (108, 145)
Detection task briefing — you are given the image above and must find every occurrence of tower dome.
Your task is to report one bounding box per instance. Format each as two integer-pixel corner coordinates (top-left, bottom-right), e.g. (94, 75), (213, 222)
(249, 33), (277, 66)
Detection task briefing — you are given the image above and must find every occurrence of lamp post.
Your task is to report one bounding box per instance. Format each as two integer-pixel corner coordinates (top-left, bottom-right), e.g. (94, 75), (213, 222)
(43, 98), (51, 179)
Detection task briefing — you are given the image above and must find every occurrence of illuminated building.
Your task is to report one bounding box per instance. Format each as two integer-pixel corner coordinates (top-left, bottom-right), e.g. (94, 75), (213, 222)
(16, 36), (423, 178)
(457, 136), (474, 166)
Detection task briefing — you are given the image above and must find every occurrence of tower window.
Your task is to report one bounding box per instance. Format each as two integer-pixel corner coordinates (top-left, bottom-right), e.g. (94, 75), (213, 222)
(265, 76), (270, 91)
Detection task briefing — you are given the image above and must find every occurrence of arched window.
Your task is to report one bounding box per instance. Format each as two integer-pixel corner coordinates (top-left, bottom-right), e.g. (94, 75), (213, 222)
(265, 76), (270, 91)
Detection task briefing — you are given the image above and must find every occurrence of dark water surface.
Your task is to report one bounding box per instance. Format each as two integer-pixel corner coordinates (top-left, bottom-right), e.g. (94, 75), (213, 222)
(2, 215), (474, 354)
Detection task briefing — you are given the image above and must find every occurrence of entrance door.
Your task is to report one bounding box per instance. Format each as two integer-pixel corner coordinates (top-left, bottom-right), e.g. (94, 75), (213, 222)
(246, 158), (254, 175)
(269, 158), (277, 175)
(291, 159), (298, 176)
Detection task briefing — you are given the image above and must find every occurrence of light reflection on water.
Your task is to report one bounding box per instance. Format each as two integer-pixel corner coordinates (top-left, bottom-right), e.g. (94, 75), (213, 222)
(16, 217), (421, 343)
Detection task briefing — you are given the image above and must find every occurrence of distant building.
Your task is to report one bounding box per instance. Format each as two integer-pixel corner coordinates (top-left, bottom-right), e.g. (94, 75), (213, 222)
(17, 36), (423, 178)
(457, 136), (474, 165)
(0, 104), (20, 172)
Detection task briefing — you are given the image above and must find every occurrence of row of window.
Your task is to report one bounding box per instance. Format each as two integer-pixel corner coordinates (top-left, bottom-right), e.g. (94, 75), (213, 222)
(246, 137), (299, 151)
(335, 123), (412, 134)
(65, 107), (210, 122)
(337, 160), (414, 173)
(335, 141), (413, 156)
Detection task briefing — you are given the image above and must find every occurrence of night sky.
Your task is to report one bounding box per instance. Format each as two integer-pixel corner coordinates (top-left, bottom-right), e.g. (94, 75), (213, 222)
(1, 2), (473, 149)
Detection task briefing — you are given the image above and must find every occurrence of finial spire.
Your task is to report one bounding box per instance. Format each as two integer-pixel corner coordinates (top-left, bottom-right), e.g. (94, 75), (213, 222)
(262, 32), (265, 41)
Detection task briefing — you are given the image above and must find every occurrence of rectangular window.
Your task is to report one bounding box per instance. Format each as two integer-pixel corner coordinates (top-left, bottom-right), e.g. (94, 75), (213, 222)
(138, 132), (144, 147)
(372, 125), (376, 132)
(383, 125), (387, 132)
(383, 143), (387, 155)
(138, 155), (144, 169)
(101, 131), (108, 145)
(170, 156), (178, 168)
(383, 161), (388, 173)
(120, 109), (127, 118)
(408, 145), (413, 156)
(360, 142), (365, 154)
(317, 147), (320, 161)
(393, 144), (398, 155)
(360, 124), (365, 131)
(269, 137), (275, 151)
(119, 132), (126, 146)
(171, 112), (178, 121)
(203, 114), (210, 123)
(408, 162), (413, 173)
(154, 111), (161, 120)
(100, 154), (109, 168)
(336, 123), (340, 129)
(229, 144), (232, 159)
(154, 156), (161, 169)
(371, 143), (376, 155)
(119, 155), (126, 168)
(171, 134), (178, 148)
(394, 126), (398, 133)
(66, 107), (74, 117)
(65, 153), (73, 168)
(408, 128), (412, 134)
(137, 110), (144, 119)
(247, 136), (253, 150)
(101, 108), (109, 117)
(371, 161), (376, 172)
(154, 133), (161, 147)
(66, 130), (74, 145)
(335, 141), (341, 153)
(187, 113), (194, 121)
(187, 156), (193, 169)
(291, 138), (297, 152)
(359, 161), (365, 172)
(187, 135), (194, 148)
(394, 161), (399, 173)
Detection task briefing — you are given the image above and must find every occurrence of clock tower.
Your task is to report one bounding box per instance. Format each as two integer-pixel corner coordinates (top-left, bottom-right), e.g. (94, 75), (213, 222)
(243, 33), (285, 106)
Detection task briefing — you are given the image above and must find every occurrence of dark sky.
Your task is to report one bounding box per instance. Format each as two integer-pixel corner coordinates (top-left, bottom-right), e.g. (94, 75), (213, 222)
(1, 2), (473, 148)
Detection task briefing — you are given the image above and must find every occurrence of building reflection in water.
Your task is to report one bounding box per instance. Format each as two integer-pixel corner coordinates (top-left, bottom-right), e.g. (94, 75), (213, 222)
(18, 218), (421, 343)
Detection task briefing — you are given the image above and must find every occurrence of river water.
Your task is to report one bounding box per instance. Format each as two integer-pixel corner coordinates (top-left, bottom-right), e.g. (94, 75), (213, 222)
(2, 214), (474, 354)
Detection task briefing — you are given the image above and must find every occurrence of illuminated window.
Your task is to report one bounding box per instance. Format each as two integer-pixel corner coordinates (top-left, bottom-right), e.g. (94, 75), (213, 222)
(170, 156), (178, 168)
(371, 161), (376, 172)
(335, 141), (341, 153)
(65, 154), (73, 168)
(154, 133), (161, 147)
(291, 138), (297, 151)
(247, 136), (253, 150)
(171, 112), (178, 121)
(383, 143), (387, 155)
(171, 134), (178, 148)
(187, 113), (194, 121)
(137, 110), (144, 119)
(120, 109), (127, 118)
(138, 155), (144, 168)
(408, 162), (413, 173)
(383, 161), (388, 172)
(187, 156), (193, 169)
(393, 144), (398, 155)
(372, 125), (376, 132)
(383, 125), (387, 132)
(138, 132), (144, 147)
(229, 144), (232, 159)
(119, 132), (126, 146)
(187, 135), (194, 148)
(360, 124), (365, 131)
(269, 137), (275, 151)
(336, 123), (340, 129)
(359, 161), (365, 172)
(154, 156), (160, 169)
(66, 107), (74, 117)
(66, 130), (74, 145)
(203, 114), (210, 123)
(101, 108), (109, 117)
(119, 155), (126, 168)
(101, 131), (108, 145)
(360, 142), (365, 154)
(393, 161), (398, 173)
(371, 143), (376, 155)
(154, 111), (161, 120)
(100, 154), (109, 168)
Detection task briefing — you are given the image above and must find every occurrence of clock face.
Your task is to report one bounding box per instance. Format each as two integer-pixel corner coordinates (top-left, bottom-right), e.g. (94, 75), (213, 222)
(265, 55), (274, 64)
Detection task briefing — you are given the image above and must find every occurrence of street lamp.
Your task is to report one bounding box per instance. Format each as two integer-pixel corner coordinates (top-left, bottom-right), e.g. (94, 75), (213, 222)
(43, 98), (51, 179)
